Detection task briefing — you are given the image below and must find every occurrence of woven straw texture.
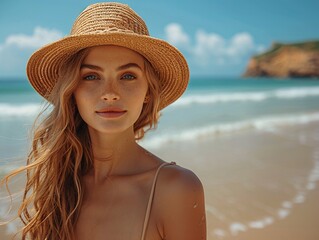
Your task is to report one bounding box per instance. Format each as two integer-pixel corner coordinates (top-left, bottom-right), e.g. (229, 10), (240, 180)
(26, 2), (189, 110)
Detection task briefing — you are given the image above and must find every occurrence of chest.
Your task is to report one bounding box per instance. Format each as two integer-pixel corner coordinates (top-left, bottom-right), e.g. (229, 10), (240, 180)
(74, 176), (164, 240)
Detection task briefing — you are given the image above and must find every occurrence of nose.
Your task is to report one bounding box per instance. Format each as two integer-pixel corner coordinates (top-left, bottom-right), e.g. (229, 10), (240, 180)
(102, 92), (119, 101)
(101, 80), (120, 101)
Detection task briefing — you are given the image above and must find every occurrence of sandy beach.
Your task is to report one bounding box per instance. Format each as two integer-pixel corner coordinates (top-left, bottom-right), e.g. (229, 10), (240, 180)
(1, 122), (319, 239)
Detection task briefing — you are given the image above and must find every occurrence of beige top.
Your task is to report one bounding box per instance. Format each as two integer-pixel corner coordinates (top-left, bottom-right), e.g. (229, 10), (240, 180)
(140, 161), (176, 240)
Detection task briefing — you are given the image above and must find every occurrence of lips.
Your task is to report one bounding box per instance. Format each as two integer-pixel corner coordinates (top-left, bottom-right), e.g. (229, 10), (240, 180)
(96, 107), (127, 118)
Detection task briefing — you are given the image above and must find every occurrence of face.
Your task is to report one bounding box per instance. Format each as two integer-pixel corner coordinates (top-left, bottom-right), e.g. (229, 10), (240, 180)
(73, 45), (148, 136)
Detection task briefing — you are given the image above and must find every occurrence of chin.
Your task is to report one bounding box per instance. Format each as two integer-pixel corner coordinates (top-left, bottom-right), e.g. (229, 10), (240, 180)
(89, 123), (134, 136)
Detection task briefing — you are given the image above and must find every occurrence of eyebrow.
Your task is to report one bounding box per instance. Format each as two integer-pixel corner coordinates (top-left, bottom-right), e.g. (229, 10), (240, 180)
(80, 62), (143, 71)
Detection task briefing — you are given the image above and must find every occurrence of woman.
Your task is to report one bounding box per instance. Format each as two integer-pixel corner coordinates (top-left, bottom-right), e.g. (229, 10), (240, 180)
(3, 2), (206, 239)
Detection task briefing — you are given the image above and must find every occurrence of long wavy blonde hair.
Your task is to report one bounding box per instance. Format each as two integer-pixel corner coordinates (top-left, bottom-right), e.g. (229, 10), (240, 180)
(1, 47), (161, 239)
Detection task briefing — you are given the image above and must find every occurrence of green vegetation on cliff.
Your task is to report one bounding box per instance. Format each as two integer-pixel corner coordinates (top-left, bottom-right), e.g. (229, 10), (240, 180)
(254, 40), (319, 61)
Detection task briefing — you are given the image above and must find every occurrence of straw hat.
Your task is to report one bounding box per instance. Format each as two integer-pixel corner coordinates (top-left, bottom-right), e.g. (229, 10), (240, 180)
(26, 2), (189, 110)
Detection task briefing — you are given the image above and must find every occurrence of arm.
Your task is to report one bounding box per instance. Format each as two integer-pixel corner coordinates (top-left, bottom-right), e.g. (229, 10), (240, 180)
(159, 167), (207, 240)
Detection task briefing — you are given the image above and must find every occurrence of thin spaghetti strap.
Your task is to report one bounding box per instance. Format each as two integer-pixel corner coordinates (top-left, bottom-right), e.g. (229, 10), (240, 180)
(140, 161), (176, 240)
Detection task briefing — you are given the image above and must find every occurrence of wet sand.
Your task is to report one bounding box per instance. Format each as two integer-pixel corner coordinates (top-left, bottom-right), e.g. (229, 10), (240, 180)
(1, 122), (319, 239)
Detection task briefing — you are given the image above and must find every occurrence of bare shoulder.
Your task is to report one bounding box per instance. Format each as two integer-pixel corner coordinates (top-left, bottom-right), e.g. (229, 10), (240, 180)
(155, 163), (206, 240)
(157, 163), (204, 195)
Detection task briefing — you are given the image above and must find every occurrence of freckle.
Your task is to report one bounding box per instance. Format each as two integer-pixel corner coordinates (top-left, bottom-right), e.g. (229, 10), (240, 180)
(193, 202), (198, 208)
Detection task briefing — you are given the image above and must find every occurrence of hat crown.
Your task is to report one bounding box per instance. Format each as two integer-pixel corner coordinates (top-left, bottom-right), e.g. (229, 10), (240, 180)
(71, 2), (149, 36)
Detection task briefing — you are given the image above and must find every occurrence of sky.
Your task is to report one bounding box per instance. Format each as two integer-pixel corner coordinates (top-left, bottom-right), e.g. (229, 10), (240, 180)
(0, 0), (319, 79)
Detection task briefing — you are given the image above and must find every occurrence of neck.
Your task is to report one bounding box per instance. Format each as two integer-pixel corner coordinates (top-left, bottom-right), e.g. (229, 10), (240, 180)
(87, 127), (143, 183)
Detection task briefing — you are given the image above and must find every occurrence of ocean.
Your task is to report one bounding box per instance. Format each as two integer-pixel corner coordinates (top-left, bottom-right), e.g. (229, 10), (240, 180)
(1, 77), (319, 170)
(142, 77), (319, 148)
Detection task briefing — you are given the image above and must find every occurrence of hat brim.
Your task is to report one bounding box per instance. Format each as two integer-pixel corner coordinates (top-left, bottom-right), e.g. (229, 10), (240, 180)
(27, 32), (189, 110)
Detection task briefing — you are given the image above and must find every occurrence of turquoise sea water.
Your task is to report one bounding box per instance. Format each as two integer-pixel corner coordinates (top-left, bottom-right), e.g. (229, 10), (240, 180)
(1, 77), (319, 170)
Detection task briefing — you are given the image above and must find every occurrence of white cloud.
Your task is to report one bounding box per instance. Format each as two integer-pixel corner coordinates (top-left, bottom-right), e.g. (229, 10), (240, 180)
(0, 27), (64, 77)
(164, 23), (264, 68)
(165, 23), (190, 48)
(2, 27), (63, 49)
(226, 32), (255, 57)
(193, 30), (225, 57)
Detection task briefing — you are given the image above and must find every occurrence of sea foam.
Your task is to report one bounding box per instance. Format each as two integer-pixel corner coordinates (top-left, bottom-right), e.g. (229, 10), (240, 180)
(0, 103), (42, 117)
(141, 112), (319, 149)
(172, 86), (319, 108)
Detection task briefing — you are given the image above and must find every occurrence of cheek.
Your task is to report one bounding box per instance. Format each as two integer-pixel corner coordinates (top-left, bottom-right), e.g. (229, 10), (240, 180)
(131, 86), (148, 107)
(73, 88), (92, 116)
(74, 84), (96, 104)
(135, 81), (148, 99)
(73, 90), (84, 109)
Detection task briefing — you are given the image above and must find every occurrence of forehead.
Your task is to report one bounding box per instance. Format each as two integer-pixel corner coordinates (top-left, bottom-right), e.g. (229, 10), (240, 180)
(83, 45), (145, 65)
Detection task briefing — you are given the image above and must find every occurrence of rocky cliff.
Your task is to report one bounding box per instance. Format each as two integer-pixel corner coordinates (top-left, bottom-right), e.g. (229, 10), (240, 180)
(243, 41), (319, 78)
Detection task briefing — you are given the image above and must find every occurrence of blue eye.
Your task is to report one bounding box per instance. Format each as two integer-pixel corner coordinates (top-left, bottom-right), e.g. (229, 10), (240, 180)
(83, 74), (99, 80)
(121, 73), (136, 80)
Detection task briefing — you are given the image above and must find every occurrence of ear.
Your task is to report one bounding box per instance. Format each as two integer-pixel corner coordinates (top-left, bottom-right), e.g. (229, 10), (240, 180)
(144, 95), (150, 103)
